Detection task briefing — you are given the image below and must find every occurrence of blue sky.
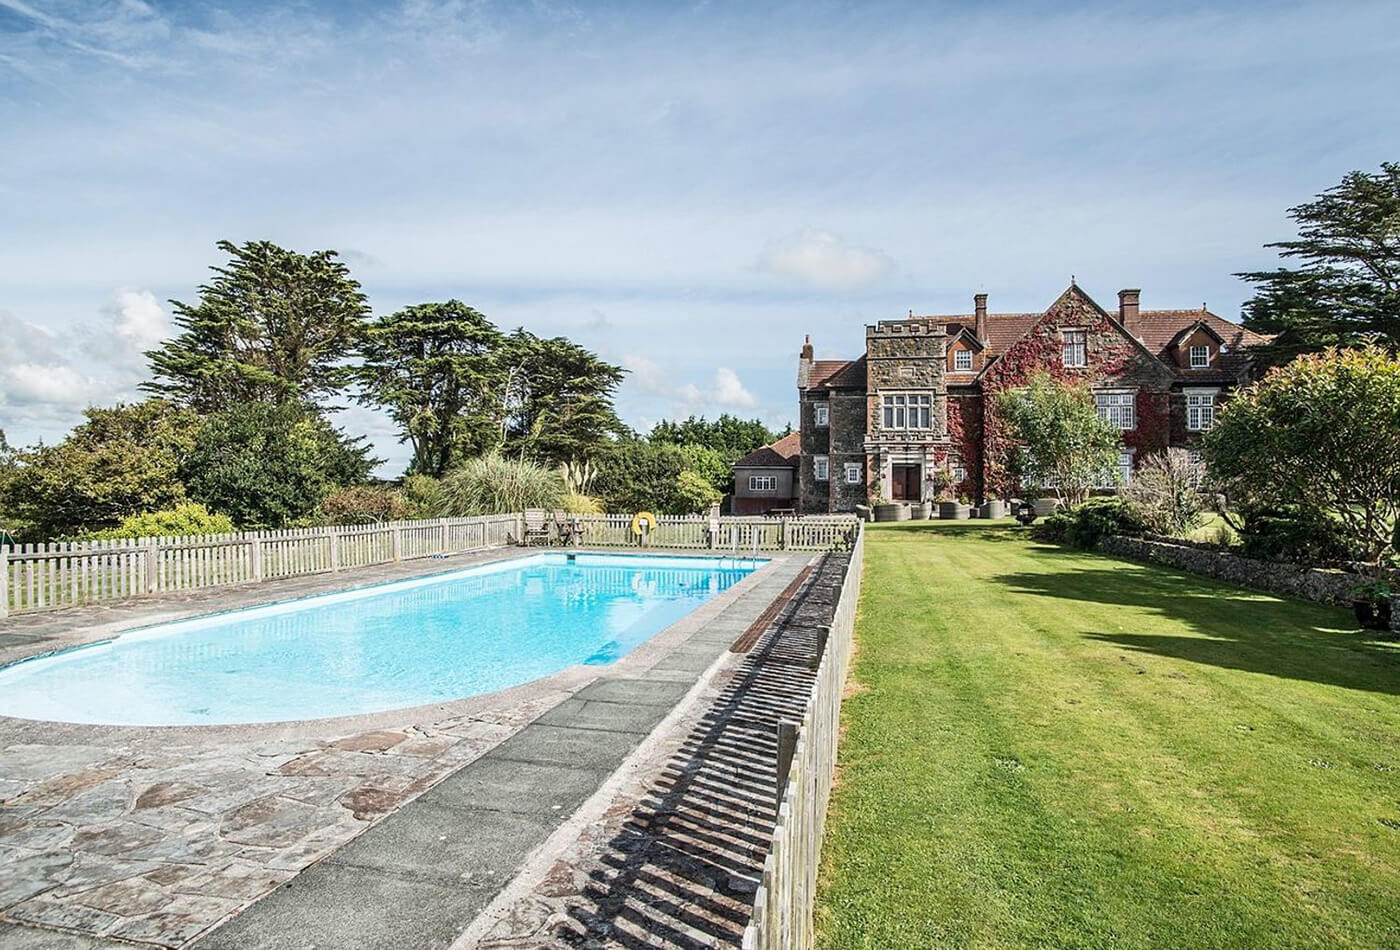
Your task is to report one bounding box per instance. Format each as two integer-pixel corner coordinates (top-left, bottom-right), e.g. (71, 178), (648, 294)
(2, 0), (1398, 474)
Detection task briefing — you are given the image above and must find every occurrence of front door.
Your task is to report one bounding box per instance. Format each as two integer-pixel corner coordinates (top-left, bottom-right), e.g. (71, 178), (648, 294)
(891, 464), (921, 501)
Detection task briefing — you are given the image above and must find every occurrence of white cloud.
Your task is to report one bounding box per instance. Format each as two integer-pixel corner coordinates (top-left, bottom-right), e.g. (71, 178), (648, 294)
(105, 289), (169, 362)
(755, 229), (893, 291)
(711, 367), (758, 409)
(622, 356), (758, 412)
(3, 363), (94, 407)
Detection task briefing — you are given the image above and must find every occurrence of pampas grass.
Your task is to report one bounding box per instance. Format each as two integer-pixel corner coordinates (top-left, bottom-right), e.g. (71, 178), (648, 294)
(440, 452), (564, 515)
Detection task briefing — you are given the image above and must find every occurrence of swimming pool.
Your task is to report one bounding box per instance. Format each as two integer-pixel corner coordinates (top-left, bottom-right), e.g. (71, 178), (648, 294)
(0, 552), (762, 727)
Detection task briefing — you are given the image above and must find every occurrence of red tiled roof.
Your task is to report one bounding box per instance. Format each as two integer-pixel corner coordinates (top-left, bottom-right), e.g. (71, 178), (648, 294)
(917, 313), (1042, 355)
(810, 356), (867, 390)
(733, 430), (800, 468)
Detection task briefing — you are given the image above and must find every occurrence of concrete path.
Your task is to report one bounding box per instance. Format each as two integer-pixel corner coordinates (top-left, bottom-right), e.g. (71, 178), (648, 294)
(189, 559), (810, 950)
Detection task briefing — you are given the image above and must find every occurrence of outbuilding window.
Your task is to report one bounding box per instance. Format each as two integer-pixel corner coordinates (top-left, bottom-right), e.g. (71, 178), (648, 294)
(749, 475), (776, 492)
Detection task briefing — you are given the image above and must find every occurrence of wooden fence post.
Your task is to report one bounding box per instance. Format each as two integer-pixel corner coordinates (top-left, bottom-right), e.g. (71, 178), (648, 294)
(809, 625), (829, 672)
(392, 524), (403, 561)
(144, 540), (159, 594)
(250, 535), (263, 582)
(775, 719), (799, 807)
(328, 528), (340, 571)
(0, 546), (8, 619)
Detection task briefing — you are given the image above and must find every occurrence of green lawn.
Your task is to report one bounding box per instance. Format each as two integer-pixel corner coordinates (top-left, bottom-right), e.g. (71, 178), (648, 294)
(815, 521), (1400, 949)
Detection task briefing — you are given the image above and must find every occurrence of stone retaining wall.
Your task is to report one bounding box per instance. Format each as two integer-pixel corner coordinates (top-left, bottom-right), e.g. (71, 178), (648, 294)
(1096, 536), (1398, 629)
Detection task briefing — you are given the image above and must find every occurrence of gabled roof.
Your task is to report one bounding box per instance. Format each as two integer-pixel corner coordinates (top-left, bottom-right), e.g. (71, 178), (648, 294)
(733, 431), (800, 469)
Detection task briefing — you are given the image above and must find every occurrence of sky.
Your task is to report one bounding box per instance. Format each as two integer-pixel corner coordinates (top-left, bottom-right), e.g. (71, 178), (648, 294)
(2, 0), (1398, 475)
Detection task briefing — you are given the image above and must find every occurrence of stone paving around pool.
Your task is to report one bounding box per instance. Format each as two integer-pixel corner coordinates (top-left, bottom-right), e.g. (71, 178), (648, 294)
(0, 547), (807, 949)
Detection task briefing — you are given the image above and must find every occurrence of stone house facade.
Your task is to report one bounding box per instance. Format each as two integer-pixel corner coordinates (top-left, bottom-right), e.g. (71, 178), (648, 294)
(793, 283), (1273, 513)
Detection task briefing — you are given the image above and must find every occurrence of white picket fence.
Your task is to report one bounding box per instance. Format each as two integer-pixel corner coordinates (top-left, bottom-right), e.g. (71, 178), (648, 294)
(743, 521), (865, 950)
(575, 514), (858, 553)
(0, 516), (519, 617)
(0, 513), (860, 617)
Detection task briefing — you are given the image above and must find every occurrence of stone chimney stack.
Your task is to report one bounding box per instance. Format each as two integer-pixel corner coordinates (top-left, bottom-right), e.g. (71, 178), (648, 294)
(798, 334), (814, 389)
(1118, 288), (1141, 329)
(974, 293), (988, 343)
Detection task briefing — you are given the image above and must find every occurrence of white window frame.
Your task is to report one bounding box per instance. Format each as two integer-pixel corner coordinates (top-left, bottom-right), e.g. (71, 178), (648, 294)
(813, 402), (829, 427)
(1095, 389), (1136, 431)
(1062, 328), (1087, 368)
(1092, 449), (1135, 490)
(1186, 388), (1219, 432)
(1189, 344), (1210, 369)
(880, 392), (934, 430)
(749, 474), (777, 492)
(843, 462), (862, 485)
(951, 461), (968, 483)
(954, 348), (973, 371)
(813, 455), (829, 481)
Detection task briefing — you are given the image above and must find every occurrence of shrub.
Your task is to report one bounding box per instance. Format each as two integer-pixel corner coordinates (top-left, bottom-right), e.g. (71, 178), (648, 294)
(1124, 448), (1205, 536)
(1034, 497), (1149, 549)
(669, 470), (722, 515)
(318, 485), (413, 524)
(401, 474), (443, 518)
(1203, 347), (1400, 563)
(88, 503), (235, 540)
(559, 491), (604, 514)
(1235, 503), (1352, 564)
(439, 452), (564, 515)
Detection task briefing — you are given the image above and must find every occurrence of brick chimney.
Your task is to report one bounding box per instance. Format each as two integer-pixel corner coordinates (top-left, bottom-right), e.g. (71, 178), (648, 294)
(974, 293), (988, 344)
(797, 334), (814, 389)
(1118, 288), (1141, 329)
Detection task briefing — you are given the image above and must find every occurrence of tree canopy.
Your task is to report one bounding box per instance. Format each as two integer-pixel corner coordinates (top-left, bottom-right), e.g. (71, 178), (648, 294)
(145, 240), (371, 410)
(358, 300), (506, 476)
(1202, 346), (1400, 563)
(498, 330), (626, 465)
(3, 401), (201, 538)
(648, 414), (787, 465)
(181, 400), (378, 529)
(994, 373), (1124, 507)
(1239, 163), (1400, 362)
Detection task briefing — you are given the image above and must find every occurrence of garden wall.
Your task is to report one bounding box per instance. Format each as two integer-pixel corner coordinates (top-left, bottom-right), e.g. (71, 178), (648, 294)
(1098, 535), (1400, 632)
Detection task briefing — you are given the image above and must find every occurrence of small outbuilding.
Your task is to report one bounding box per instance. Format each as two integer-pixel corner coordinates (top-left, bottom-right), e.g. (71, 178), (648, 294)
(730, 431), (800, 515)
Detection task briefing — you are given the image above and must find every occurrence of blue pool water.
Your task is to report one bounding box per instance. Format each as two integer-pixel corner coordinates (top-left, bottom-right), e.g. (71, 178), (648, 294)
(0, 553), (761, 726)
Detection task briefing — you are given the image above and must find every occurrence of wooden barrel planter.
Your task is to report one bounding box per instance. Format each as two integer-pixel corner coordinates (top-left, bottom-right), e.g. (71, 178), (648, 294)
(938, 501), (971, 520)
(1033, 497), (1062, 517)
(979, 500), (1007, 519)
(873, 503), (905, 522)
(913, 501), (934, 520)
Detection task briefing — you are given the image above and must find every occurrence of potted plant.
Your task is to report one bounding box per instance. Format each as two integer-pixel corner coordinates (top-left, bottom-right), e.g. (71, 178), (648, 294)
(1350, 580), (1394, 633)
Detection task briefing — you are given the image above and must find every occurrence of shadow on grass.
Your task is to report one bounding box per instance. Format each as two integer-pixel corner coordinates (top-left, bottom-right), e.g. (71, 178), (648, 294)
(868, 520), (1032, 542)
(994, 564), (1400, 695)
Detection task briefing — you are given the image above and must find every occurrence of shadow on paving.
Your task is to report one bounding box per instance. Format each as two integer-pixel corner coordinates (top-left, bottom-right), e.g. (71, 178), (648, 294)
(553, 554), (850, 949)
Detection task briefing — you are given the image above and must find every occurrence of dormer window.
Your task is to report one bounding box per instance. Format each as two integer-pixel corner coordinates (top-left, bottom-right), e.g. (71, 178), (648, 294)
(1189, 345), (1210, 369)
(1062, 329), (1087, 368)
(954, 349), (973, 371)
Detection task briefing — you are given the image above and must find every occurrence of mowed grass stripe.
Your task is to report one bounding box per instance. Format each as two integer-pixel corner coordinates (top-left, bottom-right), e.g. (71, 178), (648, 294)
(816, 522), (1400, 949)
